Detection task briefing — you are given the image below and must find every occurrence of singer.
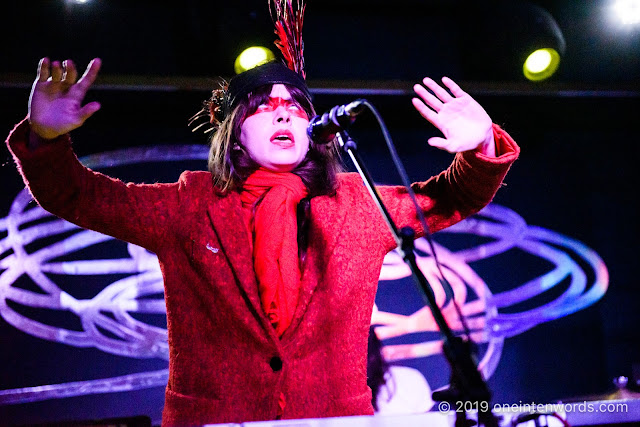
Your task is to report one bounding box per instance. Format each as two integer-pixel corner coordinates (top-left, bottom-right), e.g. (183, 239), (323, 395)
(5, 2), (519, 426)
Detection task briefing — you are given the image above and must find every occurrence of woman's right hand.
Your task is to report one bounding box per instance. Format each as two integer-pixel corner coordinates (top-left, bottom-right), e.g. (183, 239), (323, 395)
(28, 57), (102, 140)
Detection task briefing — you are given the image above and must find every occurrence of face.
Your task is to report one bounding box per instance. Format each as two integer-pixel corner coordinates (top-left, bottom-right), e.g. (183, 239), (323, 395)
(239, 84), (311, 172)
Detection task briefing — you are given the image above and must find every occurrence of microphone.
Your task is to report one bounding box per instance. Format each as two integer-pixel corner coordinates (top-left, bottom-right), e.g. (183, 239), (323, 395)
(307, 99), (366, 144)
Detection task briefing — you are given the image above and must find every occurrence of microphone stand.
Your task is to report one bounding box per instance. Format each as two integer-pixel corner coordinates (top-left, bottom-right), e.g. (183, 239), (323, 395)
(335, 130), (498, 427)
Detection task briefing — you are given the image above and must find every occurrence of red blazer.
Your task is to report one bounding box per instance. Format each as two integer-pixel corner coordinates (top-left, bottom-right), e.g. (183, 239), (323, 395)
(7, 120), (519, 426)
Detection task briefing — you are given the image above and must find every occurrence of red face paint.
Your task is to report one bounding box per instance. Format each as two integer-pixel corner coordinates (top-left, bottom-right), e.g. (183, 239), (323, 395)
(249, 97), (308, 119)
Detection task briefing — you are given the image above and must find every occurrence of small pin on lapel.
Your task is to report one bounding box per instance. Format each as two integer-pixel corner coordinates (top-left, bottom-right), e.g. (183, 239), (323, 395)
(206, 243), (219, 254)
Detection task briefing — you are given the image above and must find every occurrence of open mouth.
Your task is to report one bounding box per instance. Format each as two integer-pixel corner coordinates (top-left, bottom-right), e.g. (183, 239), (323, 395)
(271, 130), (295, 147)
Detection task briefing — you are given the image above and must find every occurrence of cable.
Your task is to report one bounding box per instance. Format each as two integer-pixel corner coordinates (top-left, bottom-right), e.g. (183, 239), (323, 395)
(360, 99), (473, 341)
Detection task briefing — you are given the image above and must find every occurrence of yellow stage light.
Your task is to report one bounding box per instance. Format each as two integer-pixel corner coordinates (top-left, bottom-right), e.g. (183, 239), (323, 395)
(234, 47), (275, 74)
(523, 48), (561, 81)
(461, 2), (565, 82)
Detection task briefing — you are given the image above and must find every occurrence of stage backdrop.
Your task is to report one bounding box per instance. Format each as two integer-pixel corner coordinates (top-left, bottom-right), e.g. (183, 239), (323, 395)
(0, 87), (637, 426)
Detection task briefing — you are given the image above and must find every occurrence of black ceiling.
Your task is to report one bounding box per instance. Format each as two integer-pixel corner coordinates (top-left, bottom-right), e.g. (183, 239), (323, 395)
(1, 0), (639, 86)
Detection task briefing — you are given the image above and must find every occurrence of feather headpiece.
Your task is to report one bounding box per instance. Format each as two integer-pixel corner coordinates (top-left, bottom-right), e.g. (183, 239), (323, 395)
(188, 80), (228, 133)
(270, 0), (307, 79)
(190, 0), (308, 134)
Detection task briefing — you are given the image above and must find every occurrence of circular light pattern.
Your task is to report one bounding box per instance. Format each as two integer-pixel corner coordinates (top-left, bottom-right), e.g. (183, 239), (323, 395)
(375, 203), (608, 382)
(0, 146), (607, 404)
(234, 46), (275, 74)
(523, 48), (561, 81)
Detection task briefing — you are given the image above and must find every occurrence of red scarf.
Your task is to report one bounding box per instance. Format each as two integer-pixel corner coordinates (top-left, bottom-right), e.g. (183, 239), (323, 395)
(241, 169), (308, 336)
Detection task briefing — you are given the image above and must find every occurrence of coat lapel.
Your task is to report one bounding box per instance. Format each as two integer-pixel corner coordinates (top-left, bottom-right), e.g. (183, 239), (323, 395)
(206, 191), (278, 340)
(206, 180), (351, 343)
(282, 188), (349, 341)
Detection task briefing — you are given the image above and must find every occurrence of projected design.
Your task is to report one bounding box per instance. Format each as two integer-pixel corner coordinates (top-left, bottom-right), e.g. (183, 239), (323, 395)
(0, 146), (608, 405)
(0, 189), (167, 357)
(373, 204), (609, 379)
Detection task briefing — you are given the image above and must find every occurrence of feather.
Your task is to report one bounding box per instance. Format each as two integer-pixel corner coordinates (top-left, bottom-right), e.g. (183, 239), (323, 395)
(188, 81), (228, 134)
(269, 0), (306, 79)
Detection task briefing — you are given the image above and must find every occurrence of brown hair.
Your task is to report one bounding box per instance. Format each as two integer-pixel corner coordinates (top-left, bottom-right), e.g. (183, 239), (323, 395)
(207, 84), (343, 198)
(207, 84), (344, 262)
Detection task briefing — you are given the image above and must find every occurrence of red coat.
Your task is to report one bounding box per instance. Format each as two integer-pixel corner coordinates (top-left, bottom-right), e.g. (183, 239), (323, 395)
(7, 119), (519, 426)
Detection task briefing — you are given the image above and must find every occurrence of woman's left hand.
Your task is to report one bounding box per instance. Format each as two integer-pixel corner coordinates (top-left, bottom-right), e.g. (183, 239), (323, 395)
(412, 77), (495, 156)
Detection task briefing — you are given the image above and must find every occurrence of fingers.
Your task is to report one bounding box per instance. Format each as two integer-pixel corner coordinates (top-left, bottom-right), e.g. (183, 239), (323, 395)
(413, 76), (464, 114)
(422, 77), (454, 103)
(413, 83), (444, 112)
(414, 77), (467, 111)
(441, 76), (467, 98)
(427, 137), (456, 153)
(62, 60), (78, 85)
(36, 57), (50, 82)
(79, 101), (101, 123)
(37, 57), (99, 88)
(75, 58), (101, 98)
(51, 61), (63, 81)
(412, 97), (440, 128)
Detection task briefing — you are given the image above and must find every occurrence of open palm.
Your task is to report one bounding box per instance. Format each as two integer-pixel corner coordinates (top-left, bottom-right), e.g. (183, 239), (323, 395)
(412, 77), (495, 155)
(28, 58), (101, 139)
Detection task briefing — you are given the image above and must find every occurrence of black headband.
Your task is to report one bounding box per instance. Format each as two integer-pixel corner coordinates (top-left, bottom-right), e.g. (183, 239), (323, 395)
(225, 61), (311, 115)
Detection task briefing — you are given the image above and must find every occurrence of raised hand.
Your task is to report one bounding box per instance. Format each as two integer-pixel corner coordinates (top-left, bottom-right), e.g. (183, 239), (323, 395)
(412, 77), (495, 156)
(28, 58), (102, 140)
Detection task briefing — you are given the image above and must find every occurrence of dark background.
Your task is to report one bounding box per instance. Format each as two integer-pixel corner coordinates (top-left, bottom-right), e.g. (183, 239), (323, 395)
(1, 0), (639, 425)
(2, 0), (640, 84)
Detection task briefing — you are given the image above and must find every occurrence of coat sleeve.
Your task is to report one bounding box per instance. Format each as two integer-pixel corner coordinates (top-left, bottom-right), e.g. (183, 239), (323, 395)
(6, 118), (185, 254)
(376, 124), (520, 252)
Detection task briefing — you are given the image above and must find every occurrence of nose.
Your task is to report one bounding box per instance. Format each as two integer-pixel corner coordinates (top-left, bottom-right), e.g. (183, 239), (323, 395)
(273, 105), (291, 124)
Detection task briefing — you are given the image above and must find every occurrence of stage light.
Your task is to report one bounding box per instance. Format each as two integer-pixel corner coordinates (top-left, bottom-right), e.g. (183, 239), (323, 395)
(461, 1), (566, 82)
(612, 0), (640, 25)
(523, 48), (561, 81)
(234, 46), (275, 74)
